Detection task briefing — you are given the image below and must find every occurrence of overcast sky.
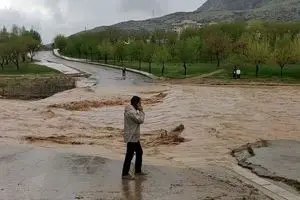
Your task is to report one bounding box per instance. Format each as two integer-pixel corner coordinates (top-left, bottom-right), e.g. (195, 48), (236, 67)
(0, 0), (205, 43)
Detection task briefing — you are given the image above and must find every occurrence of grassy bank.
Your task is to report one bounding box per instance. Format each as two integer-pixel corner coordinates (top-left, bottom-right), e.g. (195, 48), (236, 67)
(209, 64), (300, 83)
(0, 63), (59, 76)
(63, 52), (300, 83)
(106, 60), (218, 78)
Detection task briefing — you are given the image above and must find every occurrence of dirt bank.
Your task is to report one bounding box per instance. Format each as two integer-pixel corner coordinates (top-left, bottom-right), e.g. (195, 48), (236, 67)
(23, 124), (185, 155)
(0, 75), (75, 99)
(48, 92), (167, 111)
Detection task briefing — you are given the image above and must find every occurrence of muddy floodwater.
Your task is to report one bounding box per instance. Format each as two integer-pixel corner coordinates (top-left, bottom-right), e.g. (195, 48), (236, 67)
(1, 53), (300, 199)
(1, 83), (300, 170)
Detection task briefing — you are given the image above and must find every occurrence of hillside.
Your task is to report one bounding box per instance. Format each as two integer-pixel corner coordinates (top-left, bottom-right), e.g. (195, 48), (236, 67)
(82, 0), (300, 34)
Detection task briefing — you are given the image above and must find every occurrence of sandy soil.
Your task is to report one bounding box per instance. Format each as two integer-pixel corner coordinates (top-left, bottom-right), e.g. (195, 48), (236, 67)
(1, 83), (300, 169)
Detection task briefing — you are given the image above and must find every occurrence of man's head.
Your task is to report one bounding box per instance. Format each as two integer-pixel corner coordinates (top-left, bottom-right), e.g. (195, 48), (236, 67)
(131, 96), (141, 110)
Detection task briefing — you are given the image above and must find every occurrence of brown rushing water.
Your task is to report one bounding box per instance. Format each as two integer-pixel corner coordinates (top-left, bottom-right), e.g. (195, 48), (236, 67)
(1, 84), (300, 168)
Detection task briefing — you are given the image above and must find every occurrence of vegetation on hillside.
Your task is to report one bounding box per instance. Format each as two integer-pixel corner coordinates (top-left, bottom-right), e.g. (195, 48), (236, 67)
(74, 0), (300, 36)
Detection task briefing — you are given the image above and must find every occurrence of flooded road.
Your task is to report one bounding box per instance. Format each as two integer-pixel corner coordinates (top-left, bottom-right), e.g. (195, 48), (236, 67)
(35, 51), (153, 88)
(1, 53), (300, 198)
(1, 84), (300, 168)
(0, 143), (270, 200)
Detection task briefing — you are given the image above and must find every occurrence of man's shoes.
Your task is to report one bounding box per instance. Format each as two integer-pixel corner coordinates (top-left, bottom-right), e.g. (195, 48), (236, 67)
(122, 175), (135, 180)
(135, 172), (148, 176)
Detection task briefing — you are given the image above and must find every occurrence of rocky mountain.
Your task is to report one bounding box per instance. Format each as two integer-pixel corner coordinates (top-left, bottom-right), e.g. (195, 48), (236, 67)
(82, 0), (300, 34)
(197, 0), (272, 11)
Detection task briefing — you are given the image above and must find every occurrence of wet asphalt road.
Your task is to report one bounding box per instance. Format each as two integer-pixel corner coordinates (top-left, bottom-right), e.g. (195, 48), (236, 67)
(0, 143), (269, 200)
(35, 51), (153, 88)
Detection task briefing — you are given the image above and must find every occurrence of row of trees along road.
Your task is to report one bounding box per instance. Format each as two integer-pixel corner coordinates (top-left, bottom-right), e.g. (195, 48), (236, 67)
(55, 21), (300, 77)
(0, 25), (41, 70)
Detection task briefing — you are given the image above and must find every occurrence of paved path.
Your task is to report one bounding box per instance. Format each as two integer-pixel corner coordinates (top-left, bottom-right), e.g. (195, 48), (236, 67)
(35, 51), (153, 88)
(35, 60), (81, 75)
(0, 143), (270, 200)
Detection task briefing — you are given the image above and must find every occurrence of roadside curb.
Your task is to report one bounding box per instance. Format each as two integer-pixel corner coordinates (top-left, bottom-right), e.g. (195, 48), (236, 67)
(53, 49), (159, 80)
(229, 165), (300, 200)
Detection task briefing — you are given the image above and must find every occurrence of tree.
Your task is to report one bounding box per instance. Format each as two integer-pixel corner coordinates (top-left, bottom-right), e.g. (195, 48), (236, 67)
(130, 41), (144, 69)
(175, 38), (197, 76)
(87, 41), (97, 61)
(204, 30), (231, 67)
(7, 37), (25, 70)
(64, 40), (76, 57)
(0, 26), (9, 42)
(192, 36), (203, 62)
(80, 43), (89, 60)
(98, 40), (112, 64)
(26, 37), (40, 62)
(180, 28), (200, 40)
(28, 29), (42, 43)
(225, 53), (247, 73)
(0, 43), (7, 70)
(11, 24), (19, 36)
(54, 35), (68, 52)
(272, 36), (297, 77)
(114, 41), (127, 66)
(154, 46), (170, 76)
(219, 23), (247, 42)
(143, 43), (155, 73)
(245, 38), (270, 77)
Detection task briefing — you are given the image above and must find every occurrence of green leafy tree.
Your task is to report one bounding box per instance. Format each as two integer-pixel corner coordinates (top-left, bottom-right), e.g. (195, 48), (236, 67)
(54, 35), (68, 52)
(0, 43), (7, 70)
(204, 30), (231, 67)
(175, 38), (197, 76)
(272, 36), (297, 77)
(7, 37), (25, 70)
(114, 41), (127, 66)
(25, 37), (40, 62)
(11, 24), (19, 36)
(98, 40), (112, 64)
(154, 46), (170, 76)
(245, 38), (270, 77)
(134, 41), (144, 69)
(219, 23), (247, 42)
(127, 41), (144, 69)
(28, 29), (42, 43)
(180, 28), (200, 41)
(143, 43), (155, 73)
(80, 43), (89, 60)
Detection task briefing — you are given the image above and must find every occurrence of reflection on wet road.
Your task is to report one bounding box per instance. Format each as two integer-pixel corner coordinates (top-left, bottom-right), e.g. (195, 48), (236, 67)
(35, 51), (153, 88)
(0, 144), (269, 200)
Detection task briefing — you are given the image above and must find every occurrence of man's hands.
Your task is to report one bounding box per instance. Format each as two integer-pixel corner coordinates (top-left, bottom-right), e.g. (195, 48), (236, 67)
(137, 104), (143, 112)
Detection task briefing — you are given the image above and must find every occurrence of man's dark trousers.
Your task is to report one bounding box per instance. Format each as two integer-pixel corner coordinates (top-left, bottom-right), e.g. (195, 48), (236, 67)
(122, 141), (143, 176)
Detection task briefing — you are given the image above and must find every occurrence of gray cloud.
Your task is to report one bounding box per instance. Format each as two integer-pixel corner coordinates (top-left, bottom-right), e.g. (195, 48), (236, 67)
(0, 0), (205, 43)
(119, 0), (166, 16)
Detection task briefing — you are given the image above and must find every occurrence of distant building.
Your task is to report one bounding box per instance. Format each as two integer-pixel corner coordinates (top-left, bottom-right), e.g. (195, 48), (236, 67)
(172, 20), (203, 34)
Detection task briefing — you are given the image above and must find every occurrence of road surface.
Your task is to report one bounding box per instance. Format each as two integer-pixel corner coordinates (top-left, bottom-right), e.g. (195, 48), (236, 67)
(35, 51), (153, 88)
(0, 143), (270, 200)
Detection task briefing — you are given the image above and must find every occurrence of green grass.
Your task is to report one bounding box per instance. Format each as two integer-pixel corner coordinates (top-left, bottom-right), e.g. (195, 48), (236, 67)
(210, 64), (300, 83)
(63, 52), (300, 83)
(104, 60), (218, 79)
(0, 63), (59, 75)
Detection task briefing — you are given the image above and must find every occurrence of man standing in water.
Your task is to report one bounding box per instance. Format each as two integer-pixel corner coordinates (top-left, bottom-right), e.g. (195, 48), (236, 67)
(122, 96), (146, 180)
(122, 67), (126, 80)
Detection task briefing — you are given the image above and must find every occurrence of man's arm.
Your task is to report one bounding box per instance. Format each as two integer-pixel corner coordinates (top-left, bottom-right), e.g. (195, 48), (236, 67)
(126, 110), (145, 124)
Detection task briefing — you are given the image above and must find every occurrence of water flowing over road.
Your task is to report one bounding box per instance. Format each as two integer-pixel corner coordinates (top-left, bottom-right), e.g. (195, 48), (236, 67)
(35, 51), (153, 88)
(0, 51), (300, 199)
